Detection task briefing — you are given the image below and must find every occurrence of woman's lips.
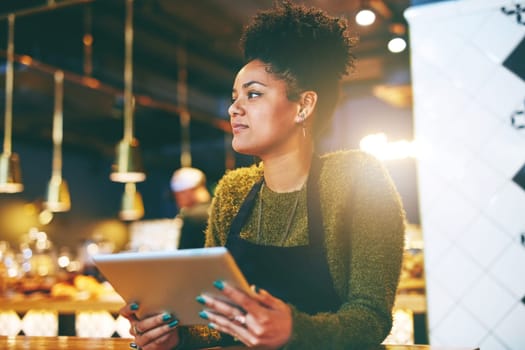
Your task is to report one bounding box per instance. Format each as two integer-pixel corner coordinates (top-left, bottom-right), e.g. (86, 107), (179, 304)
(231, 123), (248, 133)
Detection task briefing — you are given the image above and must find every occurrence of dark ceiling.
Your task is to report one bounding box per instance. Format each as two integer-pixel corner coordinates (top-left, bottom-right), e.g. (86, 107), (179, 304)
(0, 0), (411, 176)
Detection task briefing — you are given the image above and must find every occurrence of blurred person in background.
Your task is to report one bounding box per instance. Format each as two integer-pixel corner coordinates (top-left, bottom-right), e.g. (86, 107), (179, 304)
(170, 167), (211, 249)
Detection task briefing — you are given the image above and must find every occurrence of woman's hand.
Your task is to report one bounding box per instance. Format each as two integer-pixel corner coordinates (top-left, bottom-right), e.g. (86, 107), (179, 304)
(197, 281), (293, 349)
(119, 302), (182, 350)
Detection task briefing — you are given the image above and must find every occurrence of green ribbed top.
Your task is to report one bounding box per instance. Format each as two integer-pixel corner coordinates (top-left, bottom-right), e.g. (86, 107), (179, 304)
(241, 183), (308, 246)
(180, 150), (406, 350)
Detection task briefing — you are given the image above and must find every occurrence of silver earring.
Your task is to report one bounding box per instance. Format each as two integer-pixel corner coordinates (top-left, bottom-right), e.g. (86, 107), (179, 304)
(299, 112), (306, 137)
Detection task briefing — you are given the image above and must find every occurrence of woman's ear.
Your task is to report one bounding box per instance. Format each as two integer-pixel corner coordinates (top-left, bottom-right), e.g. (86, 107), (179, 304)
(299, 91), (318, 119)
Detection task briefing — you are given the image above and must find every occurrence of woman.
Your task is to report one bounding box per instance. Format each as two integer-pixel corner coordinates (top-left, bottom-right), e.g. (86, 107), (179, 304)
(120, 1), (406, 349)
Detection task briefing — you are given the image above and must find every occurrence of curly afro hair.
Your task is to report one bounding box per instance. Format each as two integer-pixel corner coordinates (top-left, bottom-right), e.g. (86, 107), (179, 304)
(240, 0), (356, 140)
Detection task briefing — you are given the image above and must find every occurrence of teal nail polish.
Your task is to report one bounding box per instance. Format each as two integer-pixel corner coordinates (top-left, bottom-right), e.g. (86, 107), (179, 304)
(130, 303), (139, 311)
(208, 323), (215, 329)
(213, 280), (224, 290)
(168, 319), (179, 328)
(196, 295), (206, 305)
(162, 313), (172, 322)
(199, 311), (208, 320)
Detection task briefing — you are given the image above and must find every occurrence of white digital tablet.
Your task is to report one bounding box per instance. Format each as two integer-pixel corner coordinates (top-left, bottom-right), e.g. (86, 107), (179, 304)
(92, 247), (253, 325)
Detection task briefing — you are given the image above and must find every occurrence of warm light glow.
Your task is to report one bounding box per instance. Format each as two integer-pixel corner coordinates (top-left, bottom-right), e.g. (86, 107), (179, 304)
(21, 310), (58, 336)
(75, 311), (117, 338)
(38, 209), (53, 225)
(137, 95), (152, 104)
(388, 37), (407, 53)
(383, 309), (414, 344)
(360, 133), (418, 160)
(82, 76), (101, 89)
(23, 203), (37, 216)
(83, 34), (93, 46)
(0, 183), (23, 193)
(19, 55), (33, 66)
(355, 9), (376, 26)
(58, 255), (70, 268)
(110, 171), (146, 183)
(86, 242), (100, 256)
(91, 220), (129, 252)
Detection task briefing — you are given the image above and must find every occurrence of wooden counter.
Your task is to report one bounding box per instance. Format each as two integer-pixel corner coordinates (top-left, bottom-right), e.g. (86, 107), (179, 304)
(0, 336), (479, 350)
(0, 296), (125, 313)
(0, 293), (426, 314)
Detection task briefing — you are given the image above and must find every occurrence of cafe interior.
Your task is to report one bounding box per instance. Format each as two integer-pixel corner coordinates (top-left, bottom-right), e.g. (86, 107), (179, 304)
(0, 0), (523, 349)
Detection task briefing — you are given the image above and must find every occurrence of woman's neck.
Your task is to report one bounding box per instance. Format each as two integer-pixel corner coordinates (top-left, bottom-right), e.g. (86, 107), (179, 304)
(261, 148), (312, 193)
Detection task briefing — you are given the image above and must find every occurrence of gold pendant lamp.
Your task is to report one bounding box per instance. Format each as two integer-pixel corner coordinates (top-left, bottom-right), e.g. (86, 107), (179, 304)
(0, 14), (23, 193)
(119, 182), (144, 221)
(110, 0), (145, 183)
(44, 70), (71, 212)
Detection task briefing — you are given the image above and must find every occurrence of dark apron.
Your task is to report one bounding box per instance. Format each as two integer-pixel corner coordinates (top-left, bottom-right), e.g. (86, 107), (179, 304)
(225, 157), (342, 315)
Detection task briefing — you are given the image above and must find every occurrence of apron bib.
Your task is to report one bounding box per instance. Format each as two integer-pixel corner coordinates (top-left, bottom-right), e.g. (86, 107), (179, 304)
(225, 157), (342, 314)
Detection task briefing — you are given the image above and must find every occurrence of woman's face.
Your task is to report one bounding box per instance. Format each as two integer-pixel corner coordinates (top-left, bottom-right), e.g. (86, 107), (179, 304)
(228, 59), (301, 158)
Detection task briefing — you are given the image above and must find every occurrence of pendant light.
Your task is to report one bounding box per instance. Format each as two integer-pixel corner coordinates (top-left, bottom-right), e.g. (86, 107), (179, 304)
(387, 22), (407, 54)
(119, 182), (144, 221)
(176, 45), (191, 168)
(110, 0), (145, 183)
(355, 0), (376, 26)
(0, 14), (23, 193)
(44, 70), (71, 212)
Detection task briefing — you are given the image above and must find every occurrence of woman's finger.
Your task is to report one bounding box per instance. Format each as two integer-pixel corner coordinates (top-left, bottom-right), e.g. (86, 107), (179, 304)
(137, 328), (177, 350)
(250, 285), (283, 309)
(204, 313), (259, 348)
(197, 293), (245, 319)
(120, 302), (140, 320)
(134, 313), (179, 337)
(212, 280), (259, 314)
(133, 315), (180, 349)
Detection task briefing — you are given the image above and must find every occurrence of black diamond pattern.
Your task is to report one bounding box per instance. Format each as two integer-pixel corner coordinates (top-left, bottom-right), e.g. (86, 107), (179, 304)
(513, 163), (525, 191)
(503, 36), (525, 81)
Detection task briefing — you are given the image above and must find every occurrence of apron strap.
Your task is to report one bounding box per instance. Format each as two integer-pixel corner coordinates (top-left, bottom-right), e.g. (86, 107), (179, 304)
(226, 179), (263, 244)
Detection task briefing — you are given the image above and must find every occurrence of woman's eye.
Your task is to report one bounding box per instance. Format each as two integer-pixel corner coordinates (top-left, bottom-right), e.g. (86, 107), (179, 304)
(231, 97), (237, 103)
(247, 91), (261, 99)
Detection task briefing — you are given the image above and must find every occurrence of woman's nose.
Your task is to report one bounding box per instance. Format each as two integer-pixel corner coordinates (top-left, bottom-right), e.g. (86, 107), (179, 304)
(228, 99), (243, 117)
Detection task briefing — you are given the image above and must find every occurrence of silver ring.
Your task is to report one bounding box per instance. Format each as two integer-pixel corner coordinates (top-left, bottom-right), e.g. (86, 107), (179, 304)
(233, 314), (246, 326)
(133, 324), (144, 336)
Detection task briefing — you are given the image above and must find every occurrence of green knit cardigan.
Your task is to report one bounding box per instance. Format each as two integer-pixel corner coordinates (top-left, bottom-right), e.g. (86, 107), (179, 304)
(180, 150), (406, 349)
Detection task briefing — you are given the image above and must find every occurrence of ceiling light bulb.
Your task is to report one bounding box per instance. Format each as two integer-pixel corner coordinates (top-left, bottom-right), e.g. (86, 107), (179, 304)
(355, 9), (376, 26)
(388, 37), (407, 53)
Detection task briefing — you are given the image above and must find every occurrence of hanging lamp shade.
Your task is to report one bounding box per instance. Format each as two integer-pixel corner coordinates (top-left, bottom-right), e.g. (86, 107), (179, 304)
(0, 14), (23, 193)
(45, 175), (71, 212)
(0, 153), (23, 193)
(110, 137), (145, 183)
(110, 0), (145, 183)
(119, 182), (144, 221)
(44, 70), (71, 212)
